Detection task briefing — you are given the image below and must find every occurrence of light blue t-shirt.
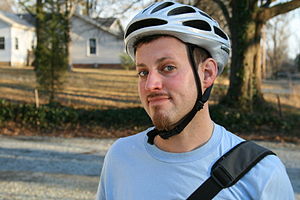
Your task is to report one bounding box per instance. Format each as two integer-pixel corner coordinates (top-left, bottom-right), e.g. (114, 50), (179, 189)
(96, 123), (294, 200)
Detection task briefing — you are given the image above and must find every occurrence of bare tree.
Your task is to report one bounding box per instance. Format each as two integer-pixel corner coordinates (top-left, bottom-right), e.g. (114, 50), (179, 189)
(0, 0), (16, 12)
(265, 15), (290, 78)
(190, 0), (300, 109)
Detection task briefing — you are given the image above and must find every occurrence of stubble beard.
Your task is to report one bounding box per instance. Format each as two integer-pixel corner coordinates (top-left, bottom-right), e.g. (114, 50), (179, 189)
(150, 106), (174, 131)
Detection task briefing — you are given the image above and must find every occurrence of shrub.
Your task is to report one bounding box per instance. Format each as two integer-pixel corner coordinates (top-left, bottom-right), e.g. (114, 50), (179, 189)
(0, 99), (298, 138)
(210, 103), (298, 133)
(0, 99), (151, 131)
(120, 53), (135, 70)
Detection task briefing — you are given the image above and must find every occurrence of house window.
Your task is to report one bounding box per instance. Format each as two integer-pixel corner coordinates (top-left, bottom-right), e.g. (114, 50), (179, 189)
(0, 37), (5, 50)
(15, 37), (19, 50)
(89, 38), (97, 55)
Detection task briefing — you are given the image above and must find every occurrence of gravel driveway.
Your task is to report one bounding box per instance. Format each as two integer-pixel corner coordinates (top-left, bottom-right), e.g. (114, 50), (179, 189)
(0, 135), (299, 200)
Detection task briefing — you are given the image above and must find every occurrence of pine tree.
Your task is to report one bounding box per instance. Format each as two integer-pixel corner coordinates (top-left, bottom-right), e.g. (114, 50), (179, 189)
(34, 0), (69, 104)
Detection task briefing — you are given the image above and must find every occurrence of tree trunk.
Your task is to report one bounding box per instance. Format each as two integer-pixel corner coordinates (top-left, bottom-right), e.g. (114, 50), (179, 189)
(223, 1), (266, 110)
(224, 2), (254, 109)
(65, 0), (72, 71)
(219, 0), (300, 110)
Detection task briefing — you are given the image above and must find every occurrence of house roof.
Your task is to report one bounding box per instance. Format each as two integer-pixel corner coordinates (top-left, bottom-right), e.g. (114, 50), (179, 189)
(0, 10), (34, 30)
(74, 14), (123, 39)
(93, 17), (116, 28)
(17, 13), (36, 26)
(0, 10), (122, 39)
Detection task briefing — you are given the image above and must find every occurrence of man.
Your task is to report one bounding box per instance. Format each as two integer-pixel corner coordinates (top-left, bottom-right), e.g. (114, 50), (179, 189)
(96, 1), (294, 199)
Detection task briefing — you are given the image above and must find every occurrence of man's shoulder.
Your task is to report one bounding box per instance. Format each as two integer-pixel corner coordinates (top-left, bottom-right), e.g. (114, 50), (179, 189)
(214, 123), (244, 148)
(252, 152), (286, 177)
(238, 153), (292, 198)
(214, 124), (288, 183)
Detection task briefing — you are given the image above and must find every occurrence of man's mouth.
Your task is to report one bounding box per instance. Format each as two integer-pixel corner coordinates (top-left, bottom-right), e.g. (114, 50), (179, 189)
(147, 93), (171, 105)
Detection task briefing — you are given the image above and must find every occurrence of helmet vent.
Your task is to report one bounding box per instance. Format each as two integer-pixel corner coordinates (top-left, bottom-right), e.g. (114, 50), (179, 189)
(142, 3), (155, 13)
(214, 26), (228, 40)
(167, 6), (196, 16)
(198, 11), (212, 20)
(125, 19), (168, 38)
(151, 2), (174, 14)
(183, 20), (211, 31)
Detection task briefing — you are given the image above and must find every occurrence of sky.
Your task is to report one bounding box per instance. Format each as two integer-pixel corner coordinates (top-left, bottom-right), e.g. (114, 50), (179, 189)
(268, 0), (300, 59)
(285, 8), (300, 58)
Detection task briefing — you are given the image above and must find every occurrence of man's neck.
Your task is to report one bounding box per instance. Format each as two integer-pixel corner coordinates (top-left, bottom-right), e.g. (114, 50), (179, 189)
(153, 105), (214, 153)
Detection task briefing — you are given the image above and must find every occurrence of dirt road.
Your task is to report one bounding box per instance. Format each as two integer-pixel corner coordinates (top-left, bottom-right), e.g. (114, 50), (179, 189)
(0, 135), (299, 200)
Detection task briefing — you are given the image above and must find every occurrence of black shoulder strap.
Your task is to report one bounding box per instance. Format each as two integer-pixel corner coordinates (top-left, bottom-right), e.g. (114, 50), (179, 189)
(187, 141), (276, 200)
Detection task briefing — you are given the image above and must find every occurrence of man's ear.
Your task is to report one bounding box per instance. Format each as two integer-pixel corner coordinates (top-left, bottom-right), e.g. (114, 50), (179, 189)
(200, 58), (218, 89)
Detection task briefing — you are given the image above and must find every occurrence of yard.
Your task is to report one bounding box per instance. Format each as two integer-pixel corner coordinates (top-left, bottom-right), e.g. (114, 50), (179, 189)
(0, 65), (299, 110)
(0, 66), (140, 109)
(0, 65), (299, 141)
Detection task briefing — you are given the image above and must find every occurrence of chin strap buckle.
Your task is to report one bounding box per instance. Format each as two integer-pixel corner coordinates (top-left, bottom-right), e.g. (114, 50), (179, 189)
(159, 126), (181, 139)
(147, 129), (158, 145)
(147, 126), (182, 145)
(195, 100), (204, 111)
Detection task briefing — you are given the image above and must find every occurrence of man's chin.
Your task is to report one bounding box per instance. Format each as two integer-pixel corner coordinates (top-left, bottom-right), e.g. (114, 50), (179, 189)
(152, 115), (173, 131)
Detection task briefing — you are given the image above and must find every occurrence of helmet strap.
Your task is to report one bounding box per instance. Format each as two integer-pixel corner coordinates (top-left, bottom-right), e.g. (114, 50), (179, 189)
(147, 44), (213, 145)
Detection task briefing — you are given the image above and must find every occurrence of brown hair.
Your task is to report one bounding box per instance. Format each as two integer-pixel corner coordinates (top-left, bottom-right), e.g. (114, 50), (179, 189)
(133, 34), (211, 66)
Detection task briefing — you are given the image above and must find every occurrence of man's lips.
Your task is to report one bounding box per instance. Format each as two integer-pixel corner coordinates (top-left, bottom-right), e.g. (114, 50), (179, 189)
(147, 94), (171, 104)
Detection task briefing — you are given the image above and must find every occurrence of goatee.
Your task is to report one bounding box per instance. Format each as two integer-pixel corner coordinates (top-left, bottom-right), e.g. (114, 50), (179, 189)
(151, 108), (174, 131)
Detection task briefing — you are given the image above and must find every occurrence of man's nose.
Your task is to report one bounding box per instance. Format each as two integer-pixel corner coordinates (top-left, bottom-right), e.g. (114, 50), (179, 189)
(145, 71), (163, 91)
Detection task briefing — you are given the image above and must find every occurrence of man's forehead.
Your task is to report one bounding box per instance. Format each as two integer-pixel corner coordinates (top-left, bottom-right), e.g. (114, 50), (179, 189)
(134, 35), (183, 50)
(135, 37), (187, 61)
(136, 56), (175, 67)
(135, 36), (186, 54)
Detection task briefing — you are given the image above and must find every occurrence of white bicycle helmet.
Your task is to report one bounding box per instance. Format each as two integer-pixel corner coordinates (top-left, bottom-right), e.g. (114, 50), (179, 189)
(124, 0), (231, 75)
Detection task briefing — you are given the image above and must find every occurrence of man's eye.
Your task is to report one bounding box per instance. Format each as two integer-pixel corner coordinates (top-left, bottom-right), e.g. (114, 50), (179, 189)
(137, 71), (148, 77)
(163, 65), (176, 72)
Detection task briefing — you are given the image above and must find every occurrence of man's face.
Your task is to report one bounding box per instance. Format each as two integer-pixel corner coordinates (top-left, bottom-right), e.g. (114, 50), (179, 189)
(135, 36), (198, 130)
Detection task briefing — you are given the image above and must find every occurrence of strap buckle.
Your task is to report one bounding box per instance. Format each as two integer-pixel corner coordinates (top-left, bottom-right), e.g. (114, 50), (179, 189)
(211, 165), (234, 188)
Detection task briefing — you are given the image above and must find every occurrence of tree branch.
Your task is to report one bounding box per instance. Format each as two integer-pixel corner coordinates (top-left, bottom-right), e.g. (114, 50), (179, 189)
(262, 0), (276, 8)
(95, 0), (140, 18)
(193, 0), (202, 6)
(259, 0), (300, 22)
(212, 0), (231, 25)
(249, 0), (258, 10)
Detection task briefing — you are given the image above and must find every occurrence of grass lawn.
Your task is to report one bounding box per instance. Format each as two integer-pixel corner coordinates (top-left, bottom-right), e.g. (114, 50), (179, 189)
(0, 66), (140, 109)
(1, 66), (299, 110)
(0, 65), (299, 141)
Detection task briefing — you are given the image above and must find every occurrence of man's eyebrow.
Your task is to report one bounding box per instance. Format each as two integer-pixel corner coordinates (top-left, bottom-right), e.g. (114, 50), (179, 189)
(155, 56), (173, 65)
(136, 56), (174, 68)
(136, 63), (146, 68)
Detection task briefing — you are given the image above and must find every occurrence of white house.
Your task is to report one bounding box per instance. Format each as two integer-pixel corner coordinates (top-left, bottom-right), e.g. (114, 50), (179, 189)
(0, 10), (35, 66)
(0, 11), (124, 68)
(70, 14), (124, 68)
